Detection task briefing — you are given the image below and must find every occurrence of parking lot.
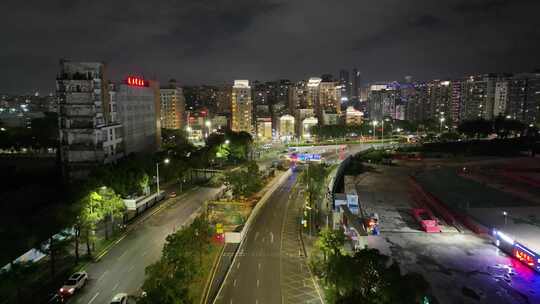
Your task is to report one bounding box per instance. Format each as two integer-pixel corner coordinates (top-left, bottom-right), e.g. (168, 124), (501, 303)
(352, 164), (540, 304)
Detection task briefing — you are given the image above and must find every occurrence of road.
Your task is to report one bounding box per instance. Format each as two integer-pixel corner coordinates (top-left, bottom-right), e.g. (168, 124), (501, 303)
(70, 186), (222, 304)
(214, 171), (323, 304)
(212, 143), (382, 304)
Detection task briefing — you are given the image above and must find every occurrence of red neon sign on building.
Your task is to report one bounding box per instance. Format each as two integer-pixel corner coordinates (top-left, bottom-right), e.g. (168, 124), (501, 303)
(126, 76), (148, 87)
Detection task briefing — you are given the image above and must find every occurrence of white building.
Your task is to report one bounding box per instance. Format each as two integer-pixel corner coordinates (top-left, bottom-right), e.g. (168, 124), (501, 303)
(256, 117), (272, 141)
(345, 106), (363, 125)
(302, 117), (318, 139)
(279, 114), (295, 141)
(115, 77), (161, 155)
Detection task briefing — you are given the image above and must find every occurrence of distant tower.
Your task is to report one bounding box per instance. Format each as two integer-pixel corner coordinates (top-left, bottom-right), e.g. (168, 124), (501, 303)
(339, 69), (351, 101)
(352, 68), (361, 102)
(231, 80), (253, 133)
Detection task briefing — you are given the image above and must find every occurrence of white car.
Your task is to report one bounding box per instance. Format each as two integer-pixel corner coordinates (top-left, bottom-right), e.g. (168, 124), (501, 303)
(59, 271), (88, 297)
(110, 293), (128, 304)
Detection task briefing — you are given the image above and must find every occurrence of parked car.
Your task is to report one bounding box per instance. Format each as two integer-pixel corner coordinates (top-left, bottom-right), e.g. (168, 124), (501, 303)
(110, 293), (128, 304)
(59, 271), (88, 297)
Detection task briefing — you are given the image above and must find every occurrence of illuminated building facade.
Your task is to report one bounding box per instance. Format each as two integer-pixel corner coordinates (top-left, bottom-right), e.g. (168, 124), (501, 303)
(231, 80), (253, 133)
(160, 79), (185, 130)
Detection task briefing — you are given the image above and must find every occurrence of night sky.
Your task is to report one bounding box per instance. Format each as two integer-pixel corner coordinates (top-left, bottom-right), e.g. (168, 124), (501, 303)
(2, 0), (540, 93)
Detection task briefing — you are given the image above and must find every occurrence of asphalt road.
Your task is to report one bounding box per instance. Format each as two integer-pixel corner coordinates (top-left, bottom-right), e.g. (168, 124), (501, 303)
(70, 186), (222, 304)
(214, 172), (297, 304)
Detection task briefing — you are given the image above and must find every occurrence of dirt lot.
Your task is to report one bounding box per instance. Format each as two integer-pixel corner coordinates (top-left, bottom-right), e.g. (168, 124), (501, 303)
(353, 163), (540, 304)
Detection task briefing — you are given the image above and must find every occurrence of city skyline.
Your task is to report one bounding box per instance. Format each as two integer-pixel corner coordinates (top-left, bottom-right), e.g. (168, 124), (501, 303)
(2, 0), (540, 94)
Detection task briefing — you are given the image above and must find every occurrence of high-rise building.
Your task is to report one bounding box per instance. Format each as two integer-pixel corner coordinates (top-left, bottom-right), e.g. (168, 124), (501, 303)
(252, 81), (272, 120)
(319, 81), (342, 123)
(216, 85), (232, 114)
(339, 69), (351, 102)
(160, 79), (185, 130)
(115, 76), (161, 155)
(428, 80), (452, 123)
(306, 77), (322, 112)
(460, 75), (496, 121)
(351, 68), (361, 102)
(450, 81), (462, 124)
(57, 60), (124, 179)
(525, 73), (540, 124)
(289, 80), (307, 112)
(367, 84), (398, 121)
(494, 80), (509, 118)
(231, 80), (253, 133)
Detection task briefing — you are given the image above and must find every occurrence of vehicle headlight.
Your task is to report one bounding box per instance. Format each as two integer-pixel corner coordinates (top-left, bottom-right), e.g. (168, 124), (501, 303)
(69, 288), (75, 293)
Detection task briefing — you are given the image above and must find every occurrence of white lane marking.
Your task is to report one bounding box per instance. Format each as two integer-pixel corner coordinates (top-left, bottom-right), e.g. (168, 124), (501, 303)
(233, 279), (237, 287)
(254, 232), (259, 240)
(88, 292), (99, 304)
(229, 299), (233, 304)
(257, 279), (260, 288)
(258, 263), (261, 270)
(128, 265), (135, 273)
(236, 262), (240, 269)
(270, 232), (274, 243)
(141, 250), (148, 257)
(255, 299), (259, 304)
(117, 250), (127, 261)
(97, 270), (108, 282)
(112, 282), (119, 291)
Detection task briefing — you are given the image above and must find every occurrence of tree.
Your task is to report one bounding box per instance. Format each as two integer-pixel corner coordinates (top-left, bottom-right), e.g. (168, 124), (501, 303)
(0, 261), (37, 303)
(316, 228), (346, 262)
(96, 187), (126, 240)
(224, 161), (263, 198)
(298, 163), (331, 235)
(320, 248), (430, 304)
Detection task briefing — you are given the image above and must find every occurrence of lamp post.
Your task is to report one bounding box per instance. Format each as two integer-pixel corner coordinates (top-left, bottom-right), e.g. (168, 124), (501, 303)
(156, 158), (170, 195)
(503, 211), (508, 226)
(439, 117), (446, 134)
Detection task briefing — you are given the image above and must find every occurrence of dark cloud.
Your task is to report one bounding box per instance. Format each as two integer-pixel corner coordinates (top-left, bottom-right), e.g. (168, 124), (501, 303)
(0, 0), (539, 93)
(409, 15), (443, 29)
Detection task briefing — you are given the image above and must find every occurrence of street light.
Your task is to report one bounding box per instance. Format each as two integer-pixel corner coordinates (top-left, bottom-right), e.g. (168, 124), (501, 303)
(439, 117), (446, 134)
(502, 211), (508, 225)
(372, 120), (378, 139)
(225, 139), (230, 145)
(156, 158), (170, 195)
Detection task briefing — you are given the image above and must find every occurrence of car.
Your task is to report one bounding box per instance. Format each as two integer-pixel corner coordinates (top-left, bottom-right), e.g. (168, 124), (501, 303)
(110, 293), (128, 304)
(169, 191), (177, 198)
(59, 271), (88, 297)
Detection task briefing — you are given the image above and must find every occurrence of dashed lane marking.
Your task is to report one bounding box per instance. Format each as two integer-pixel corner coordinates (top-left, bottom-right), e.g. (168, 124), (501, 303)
(87, 292), (99, 304)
